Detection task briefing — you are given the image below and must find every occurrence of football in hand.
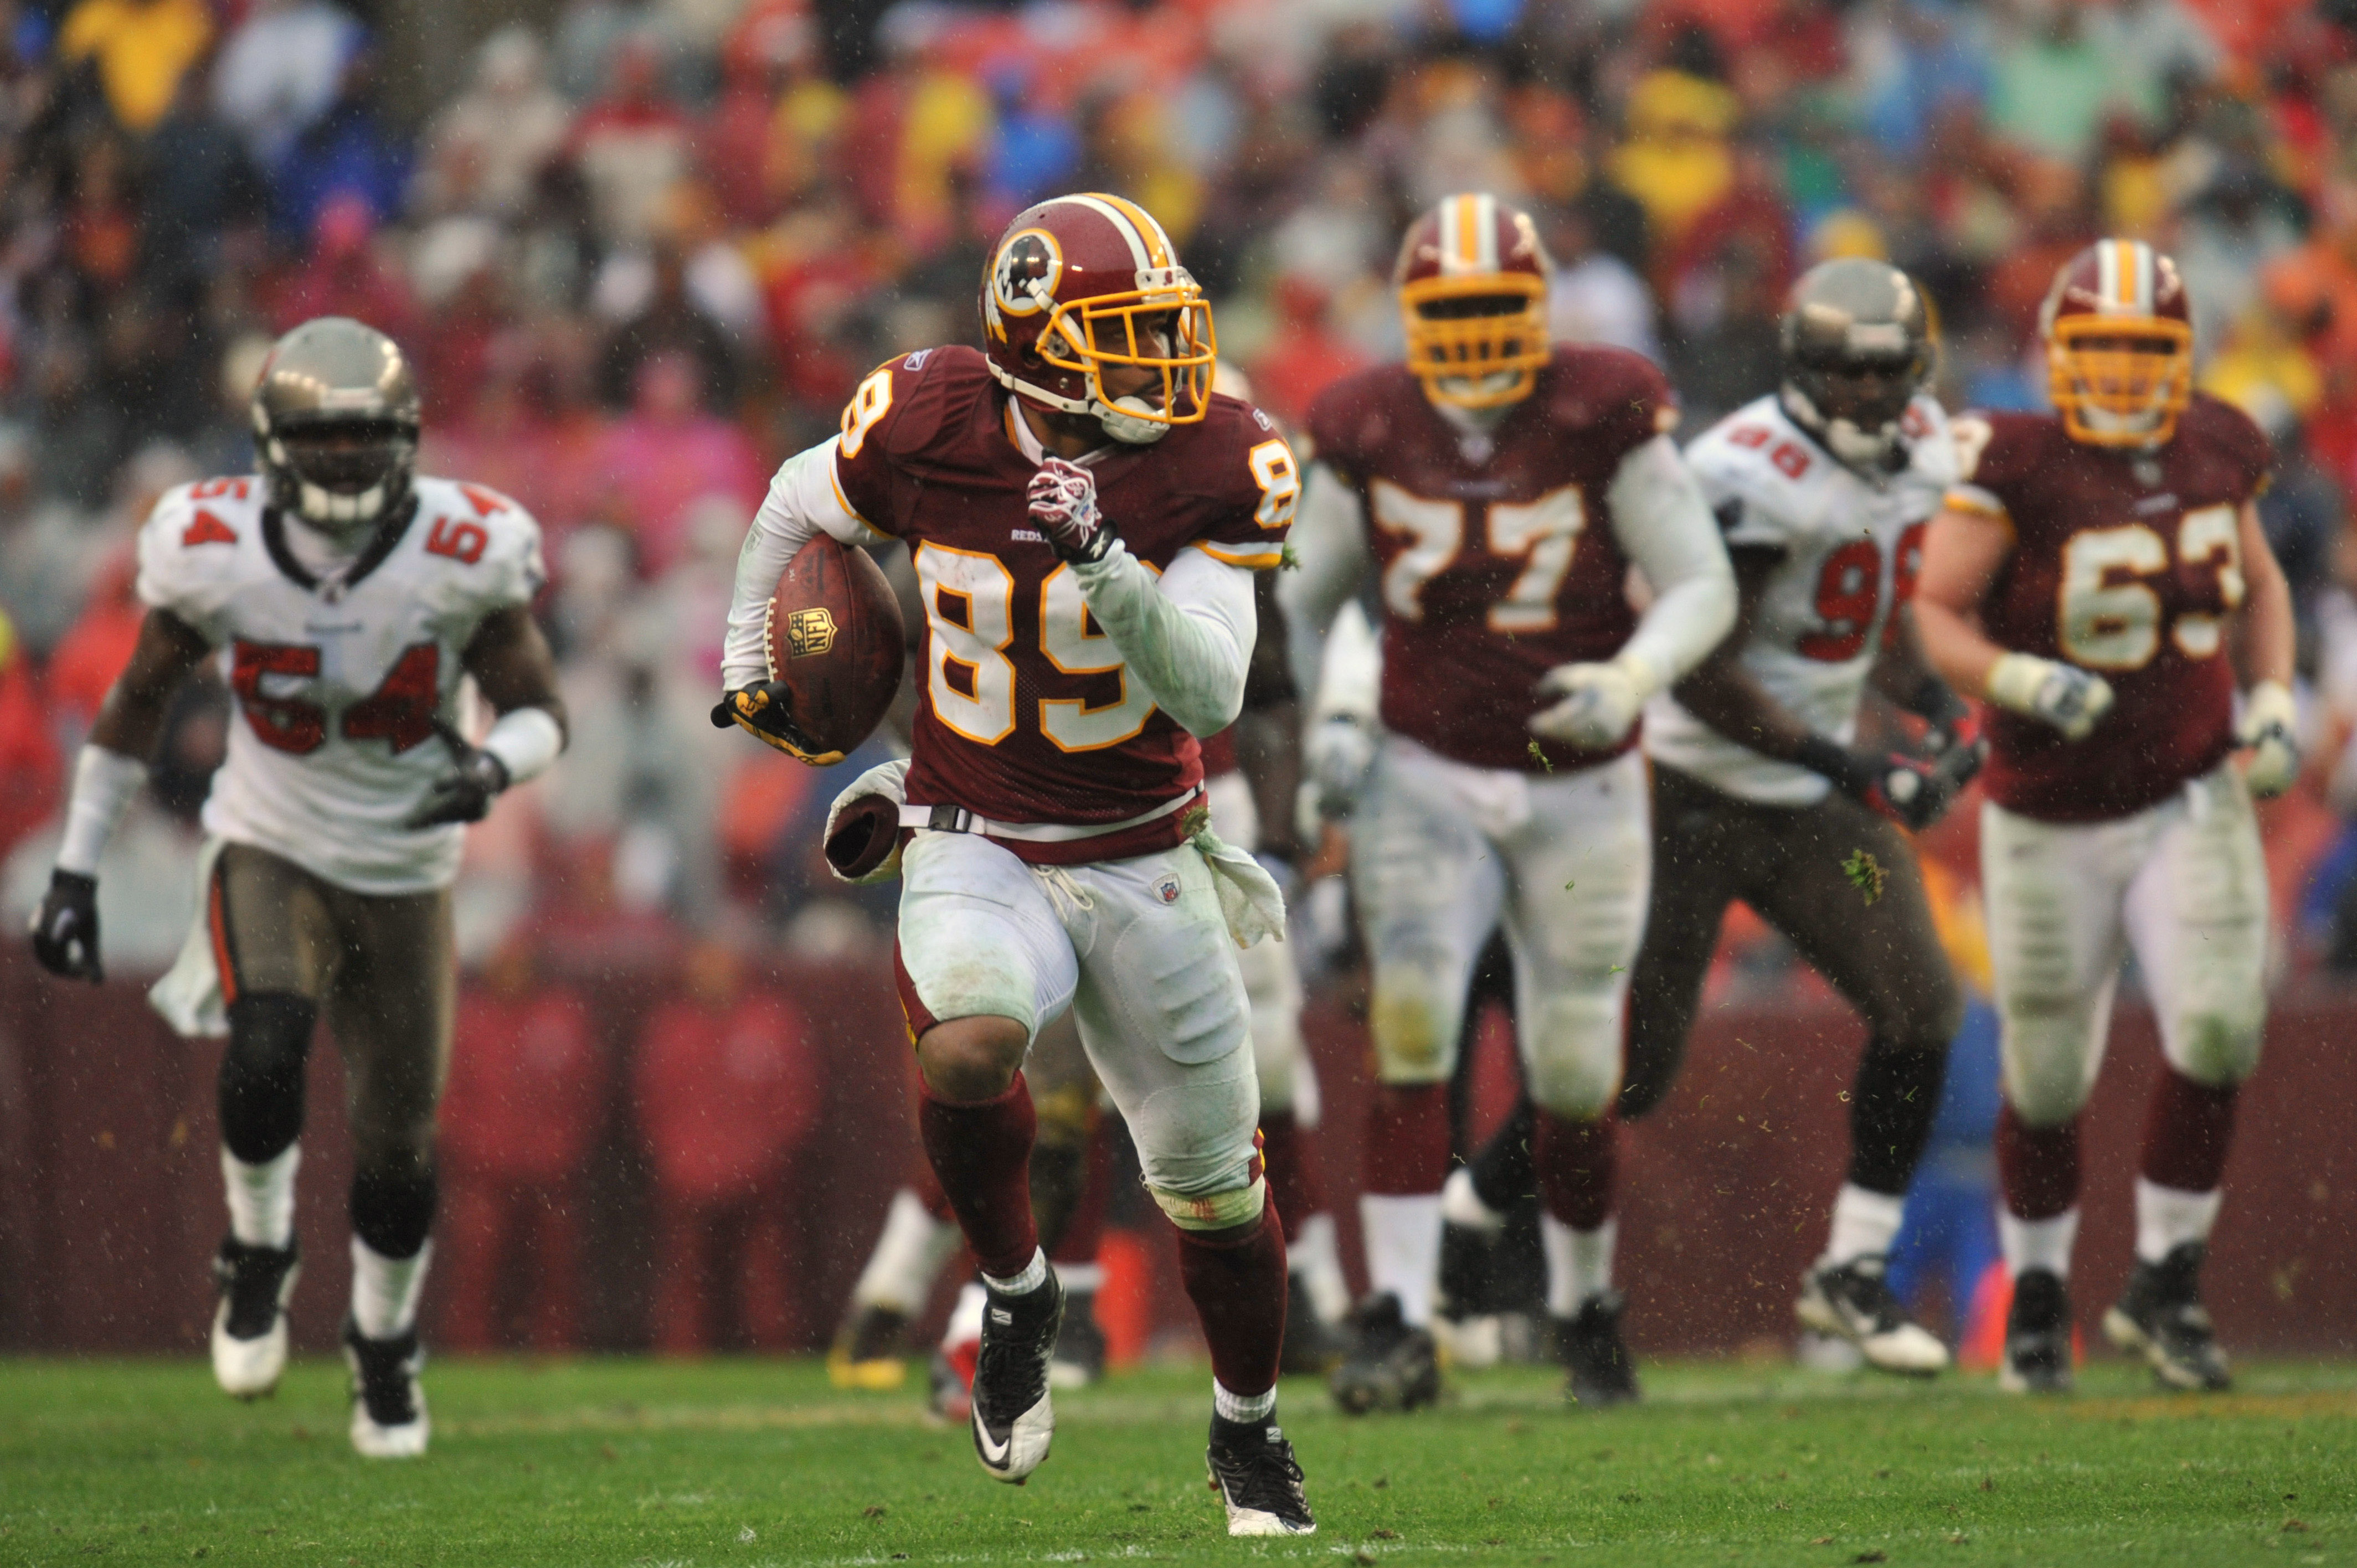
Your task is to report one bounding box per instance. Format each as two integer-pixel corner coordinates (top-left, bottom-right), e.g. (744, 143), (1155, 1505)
(762, 534), (906, 760)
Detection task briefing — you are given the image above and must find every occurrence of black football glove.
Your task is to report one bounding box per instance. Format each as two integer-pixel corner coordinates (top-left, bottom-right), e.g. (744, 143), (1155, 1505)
(29, 868), (103, 983)
(710, 680), (844, 766)
(1798, 733), (1982, 832)
(404, 720), (512, 828)
(1027, 457), (1116, 565)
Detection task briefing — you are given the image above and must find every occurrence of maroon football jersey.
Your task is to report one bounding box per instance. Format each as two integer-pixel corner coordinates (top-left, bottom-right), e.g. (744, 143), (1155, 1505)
(1952, 394), (2271, 823)
(1305, 345), (1675, 772)
(834, 346), (1296, 864)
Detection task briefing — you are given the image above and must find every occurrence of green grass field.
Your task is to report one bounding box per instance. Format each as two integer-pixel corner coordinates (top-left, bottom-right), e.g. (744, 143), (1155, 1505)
(3, 1355), (2351, 1566)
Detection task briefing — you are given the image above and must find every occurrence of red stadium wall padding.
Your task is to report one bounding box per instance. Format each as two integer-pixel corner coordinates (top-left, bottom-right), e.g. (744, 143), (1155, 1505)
(1295, 989), (2357, 1359)
(0, 942), (912, 1356)
(2, 938), (2351, 1357)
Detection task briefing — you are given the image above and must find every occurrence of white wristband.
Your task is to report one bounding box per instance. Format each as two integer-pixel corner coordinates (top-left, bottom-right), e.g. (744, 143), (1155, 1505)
(480, 706), (564, 786)
(56, 745), (150, 875)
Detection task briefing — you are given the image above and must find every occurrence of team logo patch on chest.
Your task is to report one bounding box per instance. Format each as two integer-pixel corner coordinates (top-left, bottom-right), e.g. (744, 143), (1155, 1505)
(785, 607), (837, 657)
(1153, 874), (1182, 905)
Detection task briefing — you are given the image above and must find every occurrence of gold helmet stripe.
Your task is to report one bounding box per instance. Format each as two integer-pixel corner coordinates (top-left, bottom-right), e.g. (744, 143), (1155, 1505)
(1096, 192), (1176, 271)
(1058, 194), (1153, 272)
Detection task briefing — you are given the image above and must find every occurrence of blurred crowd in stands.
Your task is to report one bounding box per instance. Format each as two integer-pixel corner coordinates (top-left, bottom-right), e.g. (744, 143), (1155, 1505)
(12, 0), (2357, 1344)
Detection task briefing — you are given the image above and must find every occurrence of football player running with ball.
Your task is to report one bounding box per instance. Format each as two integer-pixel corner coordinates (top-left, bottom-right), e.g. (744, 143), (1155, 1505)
(28, 318), (566, 1456)
(715, 195), (1315, 1534)
(1282, 194), (1735, 1412)
(1913, 240), (2297, 1394)
(1620, 259), (1978, 1377)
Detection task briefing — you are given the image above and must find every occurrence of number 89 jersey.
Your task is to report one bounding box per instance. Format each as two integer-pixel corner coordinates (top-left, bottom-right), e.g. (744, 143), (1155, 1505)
(1947, 393), (2271, 822)
(1644, 391), (1955, 806)
(135, 474), (547, 893)
(832, 346), (1295, 865)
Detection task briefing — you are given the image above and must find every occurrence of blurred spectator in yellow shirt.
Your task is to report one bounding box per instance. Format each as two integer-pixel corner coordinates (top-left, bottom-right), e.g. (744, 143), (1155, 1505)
(58, 0), (213, 134)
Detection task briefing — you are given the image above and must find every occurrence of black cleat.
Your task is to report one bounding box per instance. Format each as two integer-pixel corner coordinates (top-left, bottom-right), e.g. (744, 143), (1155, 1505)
(970, 1270), (1062, 1482)
(1437, 1218), (1495, 1321)
(341, 1317), (428, 1458)
(1555, 1291), (1639, 1408)
(1797, 1255), (1951, 1376)
(2000, 1268), (2074, 1394)
(210, 1236), (300, 1399)
(1278, 1275), (1345, 1377)
(1051, 1290), (1107, 1389)
(1329, 1293), (1440, 1414)
(828, 1302), (912, 1389)
(2104, 1242), (2231, 1391)
(1206, 1415), (1316, 1536)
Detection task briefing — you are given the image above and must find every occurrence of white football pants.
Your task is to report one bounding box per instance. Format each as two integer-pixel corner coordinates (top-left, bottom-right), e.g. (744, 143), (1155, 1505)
(1981, 762), (2269, 1129)
(896, 828), (1261, 1215)
(1351, 737), (1651, 1117)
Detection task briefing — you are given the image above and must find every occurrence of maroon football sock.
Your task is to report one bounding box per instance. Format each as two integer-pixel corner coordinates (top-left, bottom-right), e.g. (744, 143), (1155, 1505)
(1534, 1108), (1617, 1231)
(2140, 1069), (2239, 1193)
(918, 1072), (1040, 1280)
(1996, 1102), (2080, 1220)
(1259, 1110), (1329, 1241)
(1174, 1194), (1289, 1398)
(1362, 1084), (1450, 1195)
(1049, 1122), (1113, 1265)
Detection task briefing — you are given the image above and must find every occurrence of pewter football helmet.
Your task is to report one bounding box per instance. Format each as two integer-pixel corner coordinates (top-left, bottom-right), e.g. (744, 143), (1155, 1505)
(252, 317), (421, 537)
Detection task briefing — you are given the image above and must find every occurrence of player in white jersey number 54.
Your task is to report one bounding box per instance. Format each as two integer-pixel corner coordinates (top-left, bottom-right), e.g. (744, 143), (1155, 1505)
(26, 318), (567, 1458)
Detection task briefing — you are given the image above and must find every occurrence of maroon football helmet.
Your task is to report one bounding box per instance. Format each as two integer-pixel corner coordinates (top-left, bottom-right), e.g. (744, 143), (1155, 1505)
(980, 193), (1215, 444)
(2040, 239), (2195, 448)
(1395, 193), (1553, 409)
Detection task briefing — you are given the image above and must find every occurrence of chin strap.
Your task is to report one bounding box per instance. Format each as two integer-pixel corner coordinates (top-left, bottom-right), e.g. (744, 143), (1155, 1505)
(1780, 383), (1905, 471)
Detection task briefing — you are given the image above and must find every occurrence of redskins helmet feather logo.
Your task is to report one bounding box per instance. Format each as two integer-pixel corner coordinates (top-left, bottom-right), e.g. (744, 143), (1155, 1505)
(991, 229), (1063, 319)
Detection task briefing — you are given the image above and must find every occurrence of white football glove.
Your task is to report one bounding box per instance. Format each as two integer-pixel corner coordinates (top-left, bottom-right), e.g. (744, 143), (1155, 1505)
(822, 757), (909, 884)
(1306, 714), (1376, 819)
(1529, 652), (1658, 751)
(1985, 652), (2114, 741)
(2237, 679), (2300, 800)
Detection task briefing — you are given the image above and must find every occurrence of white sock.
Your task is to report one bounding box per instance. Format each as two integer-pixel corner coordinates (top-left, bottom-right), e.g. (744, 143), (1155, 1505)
(2135, 1179), (2223, 1263)
(982, 1246), (1047, 1296)
(1998, 1206), (2080, 1280)
(941, 1280), (986, 1351)
(1213, 1380), (1276, 1423)
(349, 1236), (431, 1339)
(1053, 1260), (1105, 1294)
(1822, 1184), (1907, 1268)
(1290, 1212), (1350, 1324)
(222, 1144), (300, 1250)
(1440, 1166), (1505, 1233)
(851, 1188), (960, 1312)
(1359, 1193), (1443, 1327)
(1540, 1214), (1617, 1317)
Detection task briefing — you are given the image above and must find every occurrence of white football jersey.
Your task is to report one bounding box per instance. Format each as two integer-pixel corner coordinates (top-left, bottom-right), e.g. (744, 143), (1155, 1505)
(1643, 393), (1956, 806)
(136, 474), (545, 894)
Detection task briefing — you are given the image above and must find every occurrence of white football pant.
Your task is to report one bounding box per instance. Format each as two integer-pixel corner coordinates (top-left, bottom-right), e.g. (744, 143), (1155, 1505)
(1351, 738), (1651, 1117)
(1981, 762), (2269, 1129)
(897, 829), (1263, 1225)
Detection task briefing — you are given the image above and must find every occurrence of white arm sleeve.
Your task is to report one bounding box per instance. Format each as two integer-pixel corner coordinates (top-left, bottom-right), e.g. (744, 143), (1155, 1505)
(1069, 541), (1256, 739)
(1606, 435), (1737, 687)
(1274, 460), (1373, 708)
(54, 745), (150, 875)
(721, 439), (892, 692)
